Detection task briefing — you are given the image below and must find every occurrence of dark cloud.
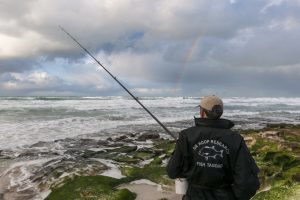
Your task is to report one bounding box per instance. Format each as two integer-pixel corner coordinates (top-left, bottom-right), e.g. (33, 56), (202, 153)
(1, 0), (300, 96)
(0, 59), (38, 74)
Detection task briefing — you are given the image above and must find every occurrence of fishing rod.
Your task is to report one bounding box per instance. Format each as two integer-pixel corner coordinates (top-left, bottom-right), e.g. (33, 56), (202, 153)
(59, 26), (176, 139)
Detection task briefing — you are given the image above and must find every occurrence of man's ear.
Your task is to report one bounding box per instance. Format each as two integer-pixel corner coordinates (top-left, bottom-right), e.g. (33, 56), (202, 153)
(200, 109), (205, 118)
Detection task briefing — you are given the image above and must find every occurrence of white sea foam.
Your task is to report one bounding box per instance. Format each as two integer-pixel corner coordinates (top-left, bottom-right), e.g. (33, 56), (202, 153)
(0, 97), (300, 150)
(92, 158), (125, 179)
(1, 157), (59, 196)
(223, 97), (300, 106)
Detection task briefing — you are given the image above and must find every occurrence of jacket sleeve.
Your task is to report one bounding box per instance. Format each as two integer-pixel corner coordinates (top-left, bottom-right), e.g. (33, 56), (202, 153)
(232, 138), (260, 200)
(166, 132), (187, 179)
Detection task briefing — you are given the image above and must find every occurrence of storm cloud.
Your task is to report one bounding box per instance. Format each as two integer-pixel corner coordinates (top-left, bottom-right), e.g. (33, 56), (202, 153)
(0, 0), (300, 96)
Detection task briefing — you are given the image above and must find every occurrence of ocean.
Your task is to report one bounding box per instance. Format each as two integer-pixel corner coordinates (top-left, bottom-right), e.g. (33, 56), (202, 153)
(1, 96), (300, 150)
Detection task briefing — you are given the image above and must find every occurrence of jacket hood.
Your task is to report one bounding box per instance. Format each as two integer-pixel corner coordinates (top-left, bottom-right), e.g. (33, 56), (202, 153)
(194, 118), (234, 129)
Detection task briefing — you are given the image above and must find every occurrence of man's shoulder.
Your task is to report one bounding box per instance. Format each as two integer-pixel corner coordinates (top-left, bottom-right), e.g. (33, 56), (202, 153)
(180, 126), (199, 134)
(180, 124), (244, 142)
(181, 124), (238, 133)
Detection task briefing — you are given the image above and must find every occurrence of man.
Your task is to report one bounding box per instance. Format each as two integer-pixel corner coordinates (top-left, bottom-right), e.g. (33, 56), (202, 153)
(167, 95), (260, 200)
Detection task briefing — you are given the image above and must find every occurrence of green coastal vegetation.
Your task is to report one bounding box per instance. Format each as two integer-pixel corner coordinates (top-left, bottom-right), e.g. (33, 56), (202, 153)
(46, 124), (300, 200)
(45, 176), (136, 200)
(248, 124), (300, 200)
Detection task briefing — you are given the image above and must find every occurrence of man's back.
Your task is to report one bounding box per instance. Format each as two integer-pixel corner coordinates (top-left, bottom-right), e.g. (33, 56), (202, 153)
(167, 118), (260, 200)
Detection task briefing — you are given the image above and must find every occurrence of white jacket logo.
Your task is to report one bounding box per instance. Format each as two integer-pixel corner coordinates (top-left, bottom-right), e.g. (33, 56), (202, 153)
(198, 146), (224, 160)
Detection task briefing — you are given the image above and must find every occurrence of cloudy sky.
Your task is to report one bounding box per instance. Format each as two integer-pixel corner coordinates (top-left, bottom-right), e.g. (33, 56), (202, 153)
(0, 0), (300, 97)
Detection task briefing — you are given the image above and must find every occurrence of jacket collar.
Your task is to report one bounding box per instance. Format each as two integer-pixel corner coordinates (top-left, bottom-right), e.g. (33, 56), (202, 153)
(194, 118), (234, 129)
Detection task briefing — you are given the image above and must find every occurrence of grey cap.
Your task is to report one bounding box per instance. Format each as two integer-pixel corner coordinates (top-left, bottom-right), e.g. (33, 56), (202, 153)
(200, 95), (223, 112)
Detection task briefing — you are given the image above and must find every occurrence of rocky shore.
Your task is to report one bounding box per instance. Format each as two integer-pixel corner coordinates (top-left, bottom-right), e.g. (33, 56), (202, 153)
(0, 124), (299, 200)
(243, 124), (300, 200)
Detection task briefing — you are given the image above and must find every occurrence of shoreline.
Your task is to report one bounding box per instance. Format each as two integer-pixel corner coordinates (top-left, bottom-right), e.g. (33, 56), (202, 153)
(0, 123), (299, 200)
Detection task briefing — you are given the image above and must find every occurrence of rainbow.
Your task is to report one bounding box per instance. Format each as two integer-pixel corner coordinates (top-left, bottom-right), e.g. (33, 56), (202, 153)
(173, 35), (202, 95)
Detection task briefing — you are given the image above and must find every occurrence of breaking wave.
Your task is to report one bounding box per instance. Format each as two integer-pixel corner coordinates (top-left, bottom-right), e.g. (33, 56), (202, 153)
(0, 96), (299, 149)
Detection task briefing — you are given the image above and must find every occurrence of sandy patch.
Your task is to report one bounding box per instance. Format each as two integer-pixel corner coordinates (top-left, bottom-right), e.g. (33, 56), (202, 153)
(118, 179), (183, 200)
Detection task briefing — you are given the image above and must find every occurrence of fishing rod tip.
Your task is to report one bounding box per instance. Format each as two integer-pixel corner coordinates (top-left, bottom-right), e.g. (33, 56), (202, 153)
(58, 25), (65, 31)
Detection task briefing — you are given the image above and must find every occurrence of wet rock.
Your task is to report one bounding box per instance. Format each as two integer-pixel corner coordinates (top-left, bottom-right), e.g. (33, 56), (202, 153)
(4, 124), (300, 200)
(28, 157), (108, 189)
(97, 140), (109, 146)
(129, 133), (137, 137)
(18, 150), (59, 158)
(113, 155), (140, 164)
(30, 141), (51, 148)
(0, 150), (12, 159)
(153, 140), (175, 155)
(18, 151), (37, 157)
(113, 135), (133, 143)
(136, 147), (154, 153)
(64, 149), (84, 157)
(111, 146), (137, 153)
(137, 132), (160, 141)
(78, 139), (98, 146)
(133, 152), (155, 161)
(105, 142), (123, 147)
(266, 123), (289, 129)
(136, 147), (163, 156)
(292, 173), (300, 182)
(81, 150), (104, 158)
(0, 155), (11, 159)
(114, 135), (128, 141)
(3, 188), (37, 200)
(54, 138), (75, 143)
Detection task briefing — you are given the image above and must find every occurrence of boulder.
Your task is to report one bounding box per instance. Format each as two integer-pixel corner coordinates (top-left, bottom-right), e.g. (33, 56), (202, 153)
(137, 132), (160, 141)
(112, 146), (138, 153)
(30, 141), (50, 147)
(78, 139), (98, 146)
(97, 140), (109, 146)
(114, 135), (128, 141)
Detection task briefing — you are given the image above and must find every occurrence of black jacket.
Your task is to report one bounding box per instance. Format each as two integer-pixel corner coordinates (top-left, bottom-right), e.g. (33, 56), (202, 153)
(167, 118), (260, 200)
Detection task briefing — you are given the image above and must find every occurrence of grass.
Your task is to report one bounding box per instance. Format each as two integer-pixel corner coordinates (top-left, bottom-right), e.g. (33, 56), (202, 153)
(252, 184), (300, 200)
(246, 125), (300, 199)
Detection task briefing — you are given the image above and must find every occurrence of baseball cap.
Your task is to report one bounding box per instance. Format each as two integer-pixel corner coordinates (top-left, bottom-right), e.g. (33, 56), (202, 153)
(199, 95), (223, 119)
(200, 95), (223, 111)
